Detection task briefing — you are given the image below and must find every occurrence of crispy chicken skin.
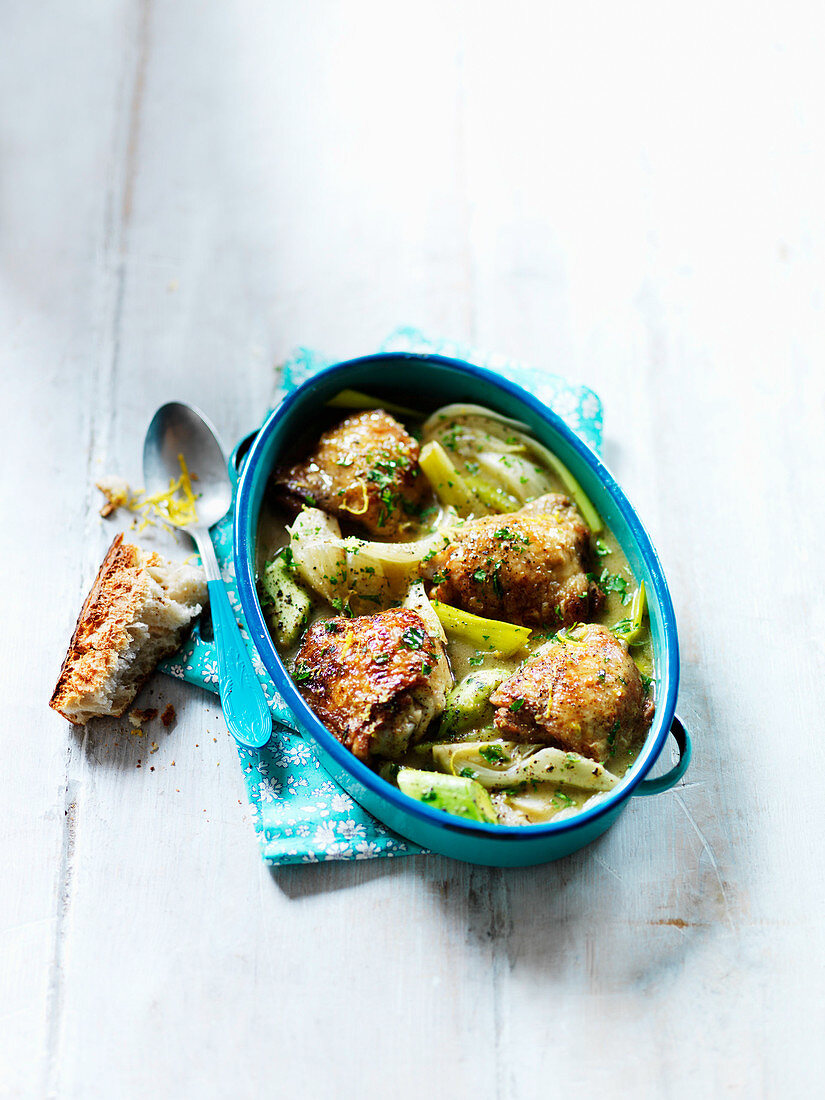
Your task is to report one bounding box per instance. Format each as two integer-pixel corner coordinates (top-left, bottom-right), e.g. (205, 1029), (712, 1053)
(490, 624), (653, 762)
(274, 409), (427, 538)
(293, 608), (451, 762)
(420, 493), (602, 629)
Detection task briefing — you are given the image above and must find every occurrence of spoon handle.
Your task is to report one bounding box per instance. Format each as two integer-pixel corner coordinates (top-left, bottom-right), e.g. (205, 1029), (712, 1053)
(195, 530), (272, 749)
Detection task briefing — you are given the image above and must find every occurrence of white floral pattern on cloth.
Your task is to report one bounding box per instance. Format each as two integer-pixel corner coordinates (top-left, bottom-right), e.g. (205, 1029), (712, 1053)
(157, 328), (603, 866)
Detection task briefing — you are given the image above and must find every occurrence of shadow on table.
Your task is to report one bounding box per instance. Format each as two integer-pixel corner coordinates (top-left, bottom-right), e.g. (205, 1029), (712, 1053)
(270, 778), (739, 992)
(270, 850), (423, 898)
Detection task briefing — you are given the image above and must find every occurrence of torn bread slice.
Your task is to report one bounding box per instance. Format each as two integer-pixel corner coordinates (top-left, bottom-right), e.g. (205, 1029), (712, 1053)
(50, 534), (208, 725)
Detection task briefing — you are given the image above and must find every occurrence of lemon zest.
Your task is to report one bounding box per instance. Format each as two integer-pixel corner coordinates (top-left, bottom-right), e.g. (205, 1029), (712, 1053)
(122, 454), (200, 532)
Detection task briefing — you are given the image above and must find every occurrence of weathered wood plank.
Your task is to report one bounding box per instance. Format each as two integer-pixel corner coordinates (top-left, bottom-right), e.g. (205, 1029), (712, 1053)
(2, 1), (825, 1097)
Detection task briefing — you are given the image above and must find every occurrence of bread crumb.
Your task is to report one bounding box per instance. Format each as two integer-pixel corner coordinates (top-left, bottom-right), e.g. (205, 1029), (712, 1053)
(161, 704), (176, 727)
(131, 708), (158, 724)
(96, 476), (130, 517)
(149, 742), (159, 754)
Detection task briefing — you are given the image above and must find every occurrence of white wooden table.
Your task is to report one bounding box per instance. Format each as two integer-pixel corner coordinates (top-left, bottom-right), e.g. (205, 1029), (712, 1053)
(3, 3), (824, 1096)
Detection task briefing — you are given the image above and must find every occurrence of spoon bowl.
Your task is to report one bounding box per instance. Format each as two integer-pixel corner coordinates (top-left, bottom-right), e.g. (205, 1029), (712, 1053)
(143, 402), (232, 527)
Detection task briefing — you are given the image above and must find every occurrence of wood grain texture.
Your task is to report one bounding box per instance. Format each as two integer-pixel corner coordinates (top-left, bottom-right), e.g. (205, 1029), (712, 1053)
(2, 1), (824, 1097)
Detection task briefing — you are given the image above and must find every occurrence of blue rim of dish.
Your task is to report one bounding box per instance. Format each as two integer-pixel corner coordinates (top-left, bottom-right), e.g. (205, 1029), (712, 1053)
(234, 353), (681, 840)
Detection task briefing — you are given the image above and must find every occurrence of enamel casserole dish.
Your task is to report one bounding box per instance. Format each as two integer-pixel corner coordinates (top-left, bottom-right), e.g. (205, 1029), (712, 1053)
(234, 354), (691, 867)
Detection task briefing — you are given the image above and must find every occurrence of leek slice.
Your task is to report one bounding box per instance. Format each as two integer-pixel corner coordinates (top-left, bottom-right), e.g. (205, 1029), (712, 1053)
(396, 767), (498, 824)
(461, 472), (521, 513)
(418, 441), (482, 514)
(326, 388), (421, 418)
(612, 581), (647, 644)
(438, 669), (511, 740)
(260, 554), (312, 648)
(431, 600), (531, 656)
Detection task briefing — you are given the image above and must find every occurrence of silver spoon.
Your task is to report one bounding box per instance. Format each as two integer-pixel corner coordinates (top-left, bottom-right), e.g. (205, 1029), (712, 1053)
(143, 402), (272, 749)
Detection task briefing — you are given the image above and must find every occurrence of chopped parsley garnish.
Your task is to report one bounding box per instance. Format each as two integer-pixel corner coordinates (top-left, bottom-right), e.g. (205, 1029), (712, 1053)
(402, 625), (427, 650)
(473, 569), (486, 583)
(293, 663), (312, 683)
(594, 538), (611, 557)
(607, 719), (621, 752)
(491, 562), (503, 597)
(459, 767), (476, 779)
(479, 744), (507, 764)
(508, 697), (525, 712)
(468, 655), (485, 666)
(640, 673), (654, 694)
(421, 662), (433, 676)
(552, 790), (575, 808)
(599, 568), (631, 604)
(494, 527), (529, 544)
(420, 789), (437, 802)
(323, 621), (338, 634)
(375, 653), (391, 665)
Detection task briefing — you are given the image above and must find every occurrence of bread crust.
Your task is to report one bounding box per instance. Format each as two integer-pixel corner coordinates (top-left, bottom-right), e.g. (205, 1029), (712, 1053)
(49, 534), (204, 725)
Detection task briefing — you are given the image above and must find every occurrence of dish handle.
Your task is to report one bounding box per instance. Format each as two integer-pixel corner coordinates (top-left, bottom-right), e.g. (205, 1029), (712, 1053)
(228, 430), (260, 486)
(633, 716), (692, 796)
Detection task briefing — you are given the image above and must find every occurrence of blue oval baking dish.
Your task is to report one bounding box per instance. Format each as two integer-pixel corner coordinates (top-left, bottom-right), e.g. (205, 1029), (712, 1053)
(233, 353), (691, 867)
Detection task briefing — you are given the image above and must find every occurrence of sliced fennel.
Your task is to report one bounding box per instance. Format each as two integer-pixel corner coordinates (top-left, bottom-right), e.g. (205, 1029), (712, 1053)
(422, 402), (602, 532)
(432, 741), (619, 792)
(289, 506), (451, 610)
(517, 435), (602, 533)
(422, 403), (529, 440)
(475, 451), (553, 503)
(287, 509), (349, 605)
(403, 580), (446, 641)
(431, 600), (531, 656)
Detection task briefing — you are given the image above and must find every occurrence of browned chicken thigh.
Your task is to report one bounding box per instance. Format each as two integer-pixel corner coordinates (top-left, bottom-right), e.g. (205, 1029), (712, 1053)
(490, 623), (653, 761)
(293, 608), (451, 762)
(274, 409), (427, 538)
(420, 493), (602, 628)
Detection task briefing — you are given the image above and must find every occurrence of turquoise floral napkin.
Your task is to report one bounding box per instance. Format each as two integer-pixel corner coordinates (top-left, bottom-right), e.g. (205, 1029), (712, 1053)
(158, 328), (603, 864)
